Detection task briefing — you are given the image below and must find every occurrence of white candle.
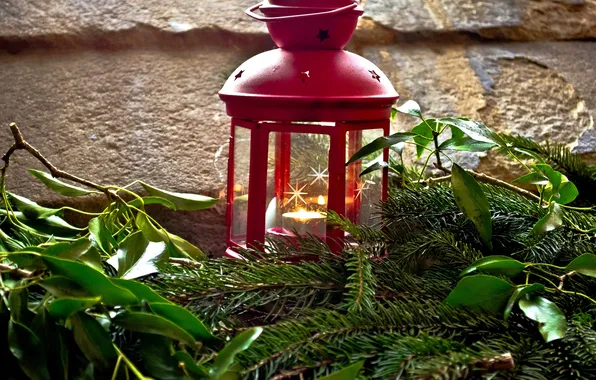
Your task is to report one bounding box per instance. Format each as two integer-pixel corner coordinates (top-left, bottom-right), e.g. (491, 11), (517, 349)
(282, 209), (326, 237)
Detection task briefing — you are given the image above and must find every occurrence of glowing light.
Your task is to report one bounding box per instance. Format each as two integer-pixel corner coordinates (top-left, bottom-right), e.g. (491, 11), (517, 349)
(317, 195), (326, 205)
(284, 182), (308, 207)
(282, 209), (326, 222)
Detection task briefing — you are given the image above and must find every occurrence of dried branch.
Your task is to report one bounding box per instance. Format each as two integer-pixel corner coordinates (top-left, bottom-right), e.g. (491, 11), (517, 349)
(0, 263), (34, 278)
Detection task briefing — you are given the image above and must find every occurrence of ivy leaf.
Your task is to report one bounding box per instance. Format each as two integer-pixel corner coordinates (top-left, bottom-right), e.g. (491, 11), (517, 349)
(139, 182), (218, 211)
(395, 100), (422, 118)
(530, 203), (563, 236)
(8, 320), (51, 380)
(566, 254), (596, 277)
(0, 209), (84, 237)
(111, 278), (172, 304)
(518, 296), (567, 342)
(346, 132), (416, 165)
(112, 311), (196, 347)
(439, 118), (498, 145)
(150, 302), (216, 344)
(439, 137), (496, 152)
(461, 256), (526, 277)
(108, 231), (168, 279)
(451, 164), (492, 248)
(42, 256), (138, 306)
(504, 283), (545, 321)
(8, 193), (62, 219)
(412, 121), (434, 159)
(48, 297), (102, 319)
(28, 169), (97, 197)
(9, 286), (34, 324)
(210, 327), (263, 380)
(41, 238), (92, 261)
(318, 361), (365, 380)
(513, 172), (550, 186)
(445, 275), (514, 315)
(70, 312), (118, 371)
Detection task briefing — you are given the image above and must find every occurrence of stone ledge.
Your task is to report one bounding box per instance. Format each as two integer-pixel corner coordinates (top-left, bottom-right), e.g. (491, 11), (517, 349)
(1, 0), (595, 52)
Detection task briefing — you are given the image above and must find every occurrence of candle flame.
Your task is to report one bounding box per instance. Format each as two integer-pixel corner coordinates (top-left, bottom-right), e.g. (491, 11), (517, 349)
(283, 209), (326, 222)
(317, 195), (326, 205)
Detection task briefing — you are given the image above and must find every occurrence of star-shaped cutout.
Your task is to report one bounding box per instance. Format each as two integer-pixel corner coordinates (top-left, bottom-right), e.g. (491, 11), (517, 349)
(234, 70), (245, 80)
(369, 70), (381, 82)
(300, 71), (310, 83)
(316, 29), (330, 42)
(308, 165), (329, 186)
(284, 182), (308, 207)
(355, 180), (375, 200)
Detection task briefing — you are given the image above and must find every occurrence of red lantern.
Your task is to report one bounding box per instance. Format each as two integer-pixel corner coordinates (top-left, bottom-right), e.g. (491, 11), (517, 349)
(219, 0), (399, 256)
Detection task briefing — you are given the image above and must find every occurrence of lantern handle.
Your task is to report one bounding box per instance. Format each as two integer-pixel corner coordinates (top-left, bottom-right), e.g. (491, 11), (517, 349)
(246, 2), (358, 22)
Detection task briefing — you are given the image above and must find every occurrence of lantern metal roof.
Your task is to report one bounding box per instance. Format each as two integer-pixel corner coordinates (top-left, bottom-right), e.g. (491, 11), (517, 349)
(218, 0), (399, 122)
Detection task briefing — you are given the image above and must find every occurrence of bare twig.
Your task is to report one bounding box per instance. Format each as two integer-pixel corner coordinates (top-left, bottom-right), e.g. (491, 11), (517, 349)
(0, 263), (34, 278)
(169, 257), (204, 269)
(425, 170), (543, 204)
(4, 123), (108, 194)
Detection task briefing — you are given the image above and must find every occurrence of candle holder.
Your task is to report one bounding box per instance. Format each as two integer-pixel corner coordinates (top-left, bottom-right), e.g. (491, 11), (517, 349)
(219, 0), (399, 255)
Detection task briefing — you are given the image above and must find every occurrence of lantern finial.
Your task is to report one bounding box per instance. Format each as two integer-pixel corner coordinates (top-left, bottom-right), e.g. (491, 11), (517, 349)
(245, 0), (363, 50)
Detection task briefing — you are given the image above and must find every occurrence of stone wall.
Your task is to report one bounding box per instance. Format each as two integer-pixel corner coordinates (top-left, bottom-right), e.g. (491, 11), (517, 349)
(0, 0), (594, 255)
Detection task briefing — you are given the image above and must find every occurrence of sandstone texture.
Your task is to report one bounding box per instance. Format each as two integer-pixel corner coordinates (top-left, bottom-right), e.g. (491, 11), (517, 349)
(0, 1), (594, 254)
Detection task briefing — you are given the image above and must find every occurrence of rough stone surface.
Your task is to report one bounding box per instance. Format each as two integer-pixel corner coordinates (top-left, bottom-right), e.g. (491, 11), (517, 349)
(362, 41), (595, 181)
(0, 48), (260, 254)
(0, 1), (595, 254)
(363, 0), (596, 39)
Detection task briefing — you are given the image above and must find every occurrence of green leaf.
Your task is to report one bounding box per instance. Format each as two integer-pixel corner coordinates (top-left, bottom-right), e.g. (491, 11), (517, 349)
(445, 275), (514, 315)
(359, 161), (388, 177)
(150, 302), (216, 343)
(174, 351), (209, 378)
(412, 121), (434, 159)
(566, 253), (596, 277)
(42, 256), (138, 306)
(9, 286), (33, 324)
(390, 107), (398, 121)
(346, 132), (416, 165)
(451, 164), (492, 248)
(439, 137), (496, 152)
(89, 216), (117, 254)
(0, 209), (84, 237)
(513, 172), (549, 185)
(530, 202), (563, 236)
(439, 118), (498, 145)
(8, 193), (62, 219)
(139, 334), (185, 380)
(113, 311), (196, 347)
(128, 196), (177, 210)
(70, 312), (118, 371)
(111, 278), (172, 304)
(28, 169), (97, 197)
(166, 232), (206, 260)
(504, 284), (545, 321)
(461, 256), (526, 277)
(40, 276), (90, 298)
(48, 297), (102, 319)
(136, 212), (164, 242)
(8, 320), (51, 380)
(318, 361), (365, 380)
(210, 327), (263, 380)
(556, 181), (579, 205)
(108, 230), (167, 279)
(518, 296), (567, 342)
(31, 308), (69, 380)
(42, 238), (92, 260)
(531, 164), (577, 204)
(140, 182), (218, 211)
(395, 100), (422, 118)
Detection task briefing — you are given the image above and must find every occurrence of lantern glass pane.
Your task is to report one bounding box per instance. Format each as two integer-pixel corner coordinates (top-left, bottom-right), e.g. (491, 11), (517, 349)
(346, 129), (384, 226)
(265, 131), (330, 240)
(231, 125), (251, 245)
